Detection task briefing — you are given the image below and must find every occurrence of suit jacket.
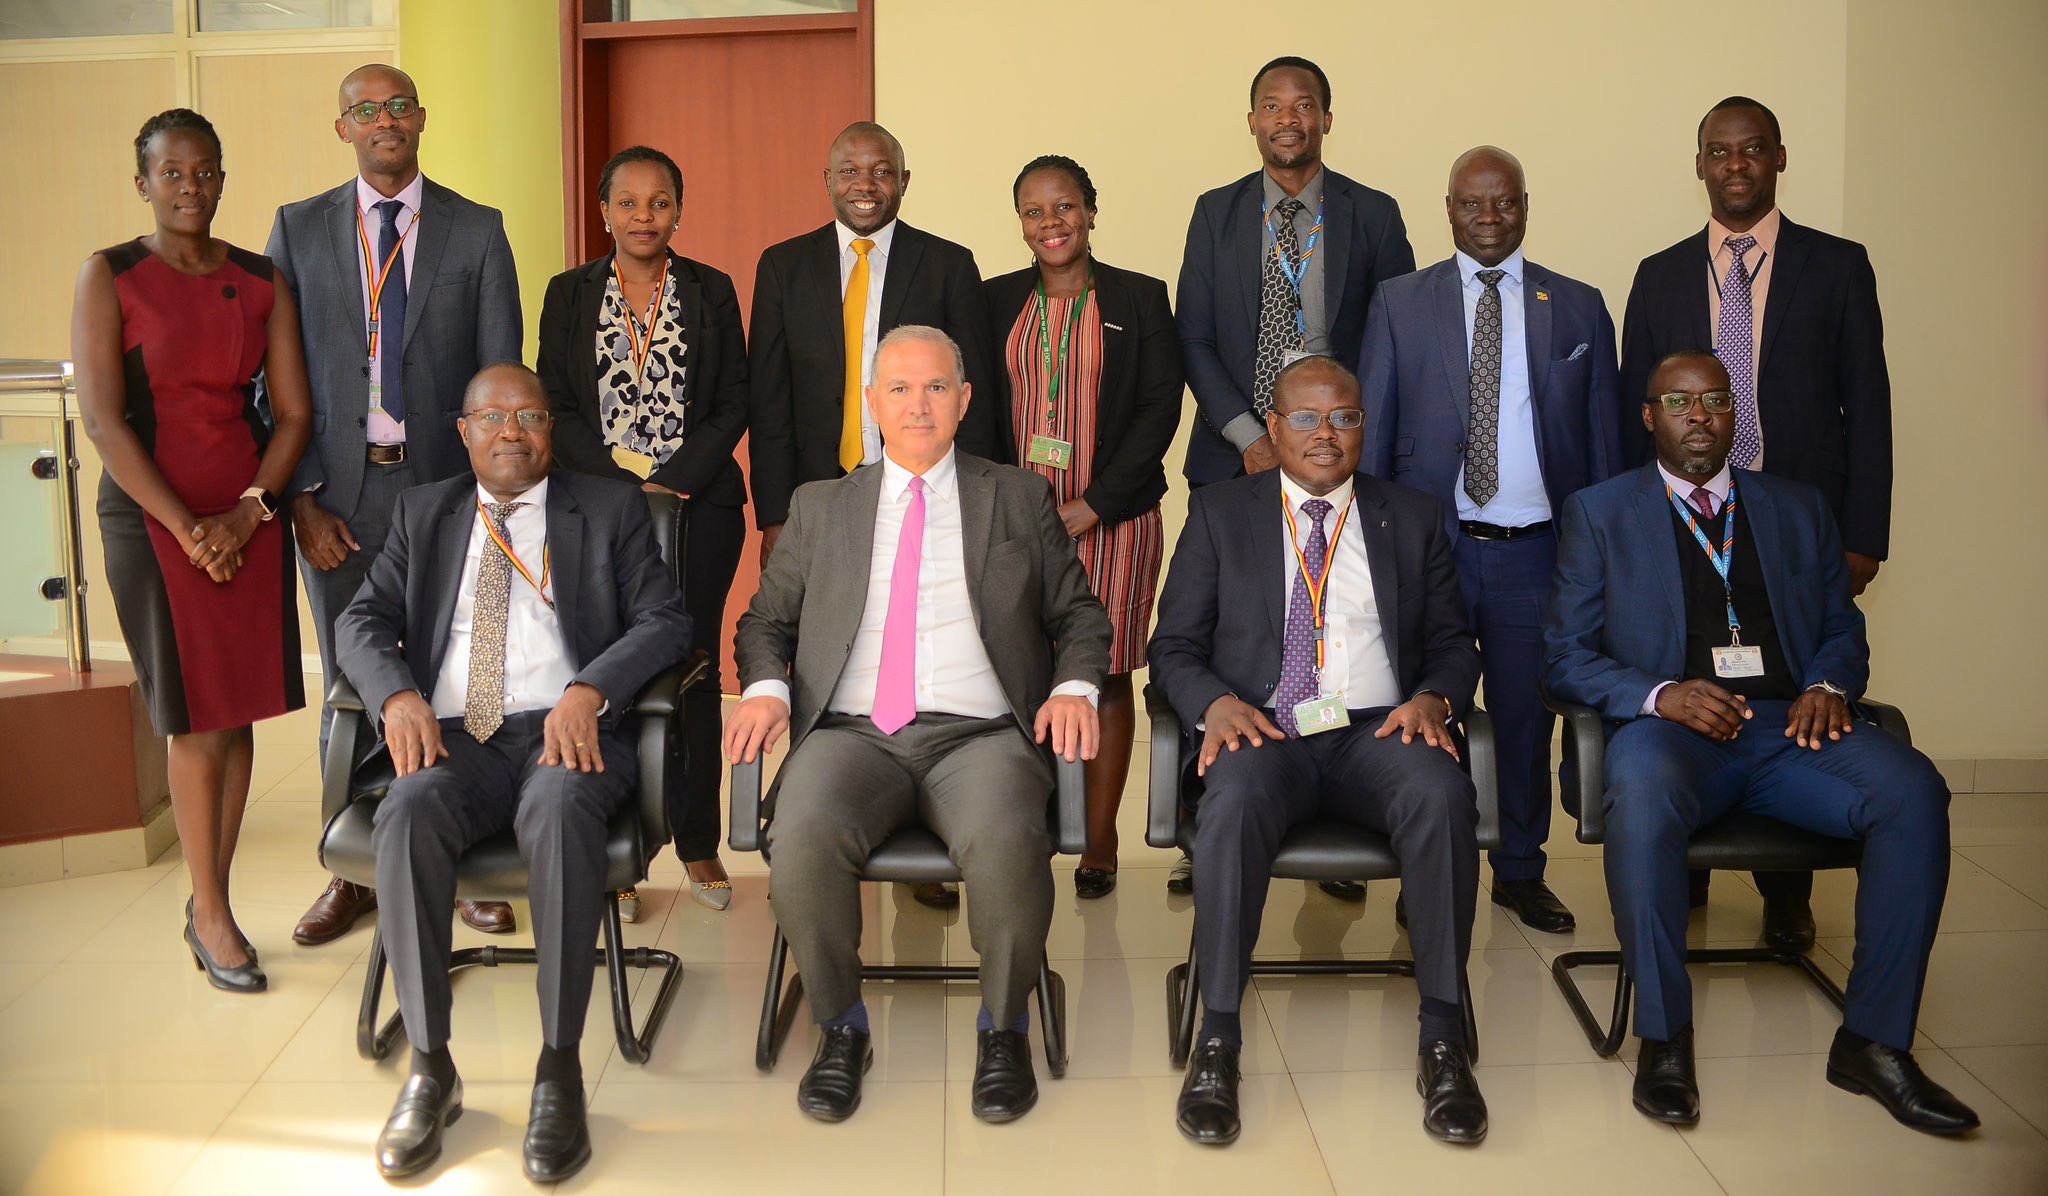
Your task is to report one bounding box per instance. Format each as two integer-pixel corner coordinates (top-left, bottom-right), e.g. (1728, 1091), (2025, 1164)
(981, 259), (1185, 525)
(746, 221), (998, 528)
(262, 177), (522, 519)
(537, 251), (749, 508)
(1360, 256), (1624, 535)
(1176, 168), (1415, 486)
(1619, 216), (1892, 559)
(335, 470), (691, 729)
(1541, 463), (1869, 723)
(733, 452), (1111, 754)
(1149, 469), (1479, 733)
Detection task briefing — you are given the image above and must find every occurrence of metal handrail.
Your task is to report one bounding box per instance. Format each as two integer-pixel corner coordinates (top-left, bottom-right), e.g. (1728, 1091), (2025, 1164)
(0, 359), (89, 672)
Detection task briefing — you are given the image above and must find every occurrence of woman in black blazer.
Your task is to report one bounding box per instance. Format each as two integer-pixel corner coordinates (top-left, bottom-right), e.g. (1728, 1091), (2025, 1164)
(985, 154), (1184, 898)
(538, 145), (748, 914)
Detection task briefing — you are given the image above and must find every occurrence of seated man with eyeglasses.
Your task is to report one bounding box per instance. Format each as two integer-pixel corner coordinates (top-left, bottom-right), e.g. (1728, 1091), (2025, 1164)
(1150, 355), (1487, 1146)
(336, 363), (690, 1182)
(1542, 349), (1975, 1135)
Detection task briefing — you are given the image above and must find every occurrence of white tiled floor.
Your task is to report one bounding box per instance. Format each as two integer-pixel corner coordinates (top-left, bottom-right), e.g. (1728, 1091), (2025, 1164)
(3, 688), (2046, 1194)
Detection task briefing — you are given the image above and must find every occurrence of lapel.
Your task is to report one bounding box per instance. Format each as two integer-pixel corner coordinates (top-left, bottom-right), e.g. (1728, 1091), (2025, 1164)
(668, 254), (705, 414)
(1352, 476), (1403, 682)
(1758, 217), (1809, 370)
(957, 454), (995, 631)
(1092, 262), (1135, 427)
(426, 482), (477, 678)
(1522, 258), (1556, 456)
(1243, 470), (1287, 648)
(1320, 169), (1353, 320)
(401, 179), (454, 346)
(571, 256), (611, 409)
(1230, 174), (1264, 336)
(1679, 228), (1713, 349)
(878, 222), (925, 331)
(1630, 465), (1688, 643)
(818, 467), (883, 669)
(1733, 469), (1788, 649)
(544, 476), (587, 656)
(1430, 261), (1472, 427)
(802, 226), (845, 381)
(324, 183), (368, 355)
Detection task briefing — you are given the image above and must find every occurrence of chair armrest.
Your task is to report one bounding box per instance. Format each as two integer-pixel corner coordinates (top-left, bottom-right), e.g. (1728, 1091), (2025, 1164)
(630, 655), (709, 719)
(1053, 755), (1087, 855)
(728, 755), (764, 853)
(1143, 683), (1184, 849)
(1463, 707), (1501, 853)
(628, 659), (702, 854)
(1858, 698), (1909, 746)
(321, 677), (370, 825)
(1542, 689), (1608, 844)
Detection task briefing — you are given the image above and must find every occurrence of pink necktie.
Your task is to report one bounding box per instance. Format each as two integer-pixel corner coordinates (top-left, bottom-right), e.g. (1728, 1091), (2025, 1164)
(1690, 486), (1718, 519)
(871, 476), (926, 734)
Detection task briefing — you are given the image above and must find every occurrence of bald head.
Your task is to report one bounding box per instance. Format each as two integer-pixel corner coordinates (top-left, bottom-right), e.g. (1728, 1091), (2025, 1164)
(1445, 145), (1527, 268)
(460, 363), (554, 499)
(830, 121), (904, 170)
(338, 63), (418, 112)
(336, 63), (424, 188)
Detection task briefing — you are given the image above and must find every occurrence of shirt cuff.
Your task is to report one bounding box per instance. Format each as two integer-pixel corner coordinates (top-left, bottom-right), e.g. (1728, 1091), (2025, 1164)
(1642, 681), (1674, 717)
(1050, 680), (1100, 708)
(1220, 412), (1269, 454)
(741, 679), (791, 707)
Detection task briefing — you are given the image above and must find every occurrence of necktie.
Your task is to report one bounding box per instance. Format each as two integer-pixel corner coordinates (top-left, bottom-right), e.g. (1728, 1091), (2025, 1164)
(839, 238), (876, 473)
(1273, 497), (1333, 736)
(374, 199), (408, 425)
(1252, 198), (1307, 417)
(1464, 268), (1507, 506)
(871, 476), (925, 734)
(463, 501), (521, 742)
(1690, 486), (1718, 520)
(1717, 234), (1761, 469)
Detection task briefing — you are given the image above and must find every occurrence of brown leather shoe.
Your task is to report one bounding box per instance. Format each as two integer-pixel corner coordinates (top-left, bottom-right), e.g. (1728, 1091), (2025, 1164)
(294, 876), (376, 946)
(458, 899), (516, 934)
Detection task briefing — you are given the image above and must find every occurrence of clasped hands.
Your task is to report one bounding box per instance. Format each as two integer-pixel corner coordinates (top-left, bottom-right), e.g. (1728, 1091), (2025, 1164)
(1197, 691), (1458, 777)
(182, 500), (263, 583)
(1653, 679), (1853, 749)
(381, 682), (609, 777)
(722, 693), (1101, 765)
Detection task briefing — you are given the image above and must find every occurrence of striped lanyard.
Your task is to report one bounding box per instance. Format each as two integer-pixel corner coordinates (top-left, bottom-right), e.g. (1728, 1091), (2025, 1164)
(611, 257), (668, 389)
(1666, 479), (1740, 642)
(478, 500), (553, 609)
(356, 204), (417, 363)
(1281, 494), (1352, 672)
(1033, 268), (1092, 435)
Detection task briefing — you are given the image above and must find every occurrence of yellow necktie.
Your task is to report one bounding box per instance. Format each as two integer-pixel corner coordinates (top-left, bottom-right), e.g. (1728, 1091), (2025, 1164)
(840, 238), (876, 472)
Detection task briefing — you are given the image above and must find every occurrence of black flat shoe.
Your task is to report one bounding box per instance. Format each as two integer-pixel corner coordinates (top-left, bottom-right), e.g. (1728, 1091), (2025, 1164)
(1074, 867), (1117, 899)
(1490, 879), (1576, 933)
(797, 1025), (873, 1122)
(523, 1079), (592, 1182)
(1633, 1027), (1700, 1125)
(1318, 880), (1366, 902)
(1762, 894), (1817, 954)
(1167, 854), (1194, 895)
(376, 1072), (462, 1178)
(1176, 1037), (1243, 1145)
(1826, 1033), (1980, 1135)
(185, 915), (266, 994)
(1416, 1040), (1488, 1144)
(970, 1029), (1038, 1122)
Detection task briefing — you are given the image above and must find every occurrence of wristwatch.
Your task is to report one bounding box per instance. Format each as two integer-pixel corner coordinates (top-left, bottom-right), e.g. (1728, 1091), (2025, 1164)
(1805, 680), (1848, 700)
(240, 486), (280, 521)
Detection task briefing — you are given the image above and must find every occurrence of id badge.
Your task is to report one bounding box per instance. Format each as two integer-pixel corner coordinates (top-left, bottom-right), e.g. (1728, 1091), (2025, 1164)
(1712, 645), (1765, 678)
(611, 446), (656, 479)
(368, 381), (385, 417)
(1293, 694), (1351, 736)
(1027, 434), (1073, 469)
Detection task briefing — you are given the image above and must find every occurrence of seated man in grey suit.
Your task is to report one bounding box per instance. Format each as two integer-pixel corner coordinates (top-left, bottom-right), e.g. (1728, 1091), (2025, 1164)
(724, 326), (1111, 1125)
(336, 364), (689, 1183)
(1150, 356), (1486, 1146)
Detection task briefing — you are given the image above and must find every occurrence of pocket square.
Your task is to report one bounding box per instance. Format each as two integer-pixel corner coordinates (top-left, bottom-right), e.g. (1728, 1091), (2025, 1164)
(1566, 343), (1590, 361)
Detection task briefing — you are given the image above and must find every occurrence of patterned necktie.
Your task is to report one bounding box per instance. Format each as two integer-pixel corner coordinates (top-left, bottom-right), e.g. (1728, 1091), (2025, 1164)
(839, 238), (876, 473)
(1464, 268), (1507, 506)
(1274, 497), (1333, 736)
(463, 501), (521, 742)
(1252, 198), (1307, 417)
(1717, 235), (1762, 468)
(871, 477), (926, 734)
(1690, 486), (1718, 520)
(374, 199), (407, 424)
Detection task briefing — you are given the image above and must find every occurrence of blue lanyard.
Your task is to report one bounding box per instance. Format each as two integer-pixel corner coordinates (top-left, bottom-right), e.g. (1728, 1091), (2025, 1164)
(1263, 194), (1323, 339)
(1666, 479), (1742, 642)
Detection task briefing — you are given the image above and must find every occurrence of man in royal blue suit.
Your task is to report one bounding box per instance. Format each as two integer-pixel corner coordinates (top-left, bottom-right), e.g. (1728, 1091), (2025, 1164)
(1359, 146), (1623, 933)
(1542, 350), (1974, 1137)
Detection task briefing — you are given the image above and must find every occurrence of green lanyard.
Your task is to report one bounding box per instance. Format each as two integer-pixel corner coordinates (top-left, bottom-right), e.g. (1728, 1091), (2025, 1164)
(1034, 268), (1093, 434)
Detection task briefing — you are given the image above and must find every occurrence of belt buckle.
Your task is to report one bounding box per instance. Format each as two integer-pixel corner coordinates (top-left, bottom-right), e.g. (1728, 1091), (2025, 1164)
(368, 442), (406, 465)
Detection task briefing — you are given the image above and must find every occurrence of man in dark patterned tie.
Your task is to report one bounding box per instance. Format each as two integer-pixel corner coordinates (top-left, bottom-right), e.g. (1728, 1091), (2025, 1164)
(336, 364), (689, 1183)
(1150, 356), (1486, 1146)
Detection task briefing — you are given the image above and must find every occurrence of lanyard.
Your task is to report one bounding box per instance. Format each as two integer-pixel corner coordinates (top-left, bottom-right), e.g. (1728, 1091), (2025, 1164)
(1033, 268), (1092, 434)
(1666, 479), (1740, 642)
(611, 257), (669, 389)
(1264, 195), (1324, 339)
(478, 500), (553, 609)
(1281, 494), (1352, 673)
(357, 205), (418, 363)
(1707, 242), (1769, 299)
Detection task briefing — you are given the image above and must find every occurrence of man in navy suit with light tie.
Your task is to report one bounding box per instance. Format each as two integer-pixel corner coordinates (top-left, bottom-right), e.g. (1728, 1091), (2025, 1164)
(1542, 350), (1975, 1136)
(1359, 146), (1623, 933)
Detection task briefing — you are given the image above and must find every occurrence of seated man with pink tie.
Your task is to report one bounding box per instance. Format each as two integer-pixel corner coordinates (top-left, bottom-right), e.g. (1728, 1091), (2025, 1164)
(723, 326), (1111, 1125)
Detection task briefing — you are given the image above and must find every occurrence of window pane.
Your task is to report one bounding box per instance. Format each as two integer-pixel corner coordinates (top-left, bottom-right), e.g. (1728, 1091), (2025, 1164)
(0, 0), (173, 40)
(611, 0), (857, 19)
(197, 0), (396, 32)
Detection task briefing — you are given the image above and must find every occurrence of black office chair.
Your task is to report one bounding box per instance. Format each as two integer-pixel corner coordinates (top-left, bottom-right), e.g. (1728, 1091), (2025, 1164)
(1543, 690), (1911, 1055)
(316, 492), (709, 1065)
(1143, 684), (1501, 1067)
(729, 747), (1086, 1076)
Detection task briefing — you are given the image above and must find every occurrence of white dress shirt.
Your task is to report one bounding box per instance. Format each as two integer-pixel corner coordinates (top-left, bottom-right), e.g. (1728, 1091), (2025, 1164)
(356, 172), (424, 445)
(1453, 248), (1549, 527)
(836, 219), (897, 466)
(429, 480), (578, 720)
(1276, 471), (1402, 710)
(1641, 462), (1734, 717)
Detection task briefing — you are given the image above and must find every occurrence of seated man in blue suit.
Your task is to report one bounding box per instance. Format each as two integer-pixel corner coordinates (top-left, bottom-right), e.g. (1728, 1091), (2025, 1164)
(1542, 350), (1976, 1135)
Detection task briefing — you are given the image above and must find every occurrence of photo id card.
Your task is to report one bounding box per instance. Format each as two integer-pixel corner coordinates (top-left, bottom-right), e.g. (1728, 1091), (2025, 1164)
(1712, 645), (1765, 678)
(1293, 695), (1350, 736)
(1027, 434), (1073, 469)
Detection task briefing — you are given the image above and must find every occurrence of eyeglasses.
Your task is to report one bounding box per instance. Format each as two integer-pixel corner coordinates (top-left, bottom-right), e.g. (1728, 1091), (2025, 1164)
(465, 409), (553, 430)
(342, 96), (419, 124)
(1650, 391), (1736, 414)
(1276, 408), (1366, 431)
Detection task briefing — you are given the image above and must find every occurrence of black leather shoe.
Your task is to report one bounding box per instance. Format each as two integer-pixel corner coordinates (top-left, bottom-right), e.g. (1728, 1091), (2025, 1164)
(1490, 879), (1576, 933)
(1176, 1037), (1242, 1145)
(375, 1072), (462, 1178)
(1762, 894), (1817, 953)
(1633, 1028), (1700, 1124)
(1416, 1040), (1488, 1144)
(1826, 1034), (1980, 1135)
(522, 1079), (592, 1182)
(1687, 869), (1711, 910)
(1166, 854), (1194, 895)
(909, 882), (960, 910)
(970, 1029), (1038, 1122)
(1074, 867), (1117, 899)
(1318, 879), (1366, 902)
(797, 1025), (873, 1122)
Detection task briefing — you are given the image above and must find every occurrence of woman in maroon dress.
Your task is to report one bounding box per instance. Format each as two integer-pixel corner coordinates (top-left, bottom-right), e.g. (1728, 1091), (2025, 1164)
(72, 109), (314, 993)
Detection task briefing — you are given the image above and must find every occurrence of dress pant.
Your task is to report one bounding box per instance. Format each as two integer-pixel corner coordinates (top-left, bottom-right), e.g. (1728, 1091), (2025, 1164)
(1602, 701), (1948, 1049)
(1191, 713), (1480, 1016)
(1451, 528), (1557, 883)
(765, 712), (1054, 1026)
(301, 460), (412, 757)
(371, 711), (637, 1051)
(672, 501), (746, 862)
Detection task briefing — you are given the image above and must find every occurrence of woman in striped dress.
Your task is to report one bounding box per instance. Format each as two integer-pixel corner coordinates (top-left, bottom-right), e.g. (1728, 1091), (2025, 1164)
(985, 155), (1183, 897)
